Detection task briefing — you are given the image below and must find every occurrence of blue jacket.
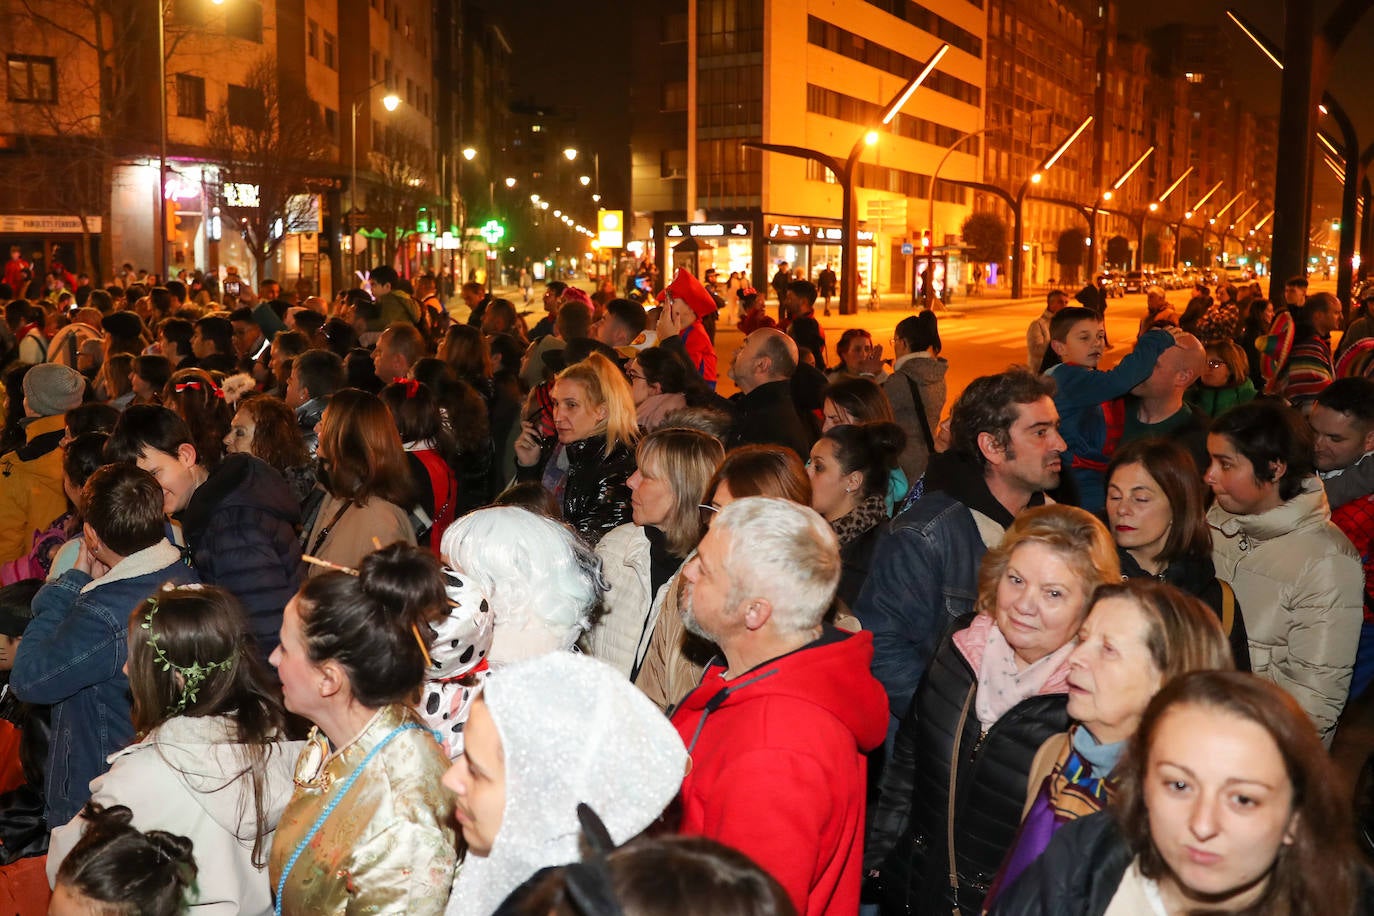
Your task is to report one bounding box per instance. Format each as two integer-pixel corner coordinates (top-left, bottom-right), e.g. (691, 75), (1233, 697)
(176, 454), (303, 665)
(855, 452), (1045, 741)
(9, 540), (197, 827)
(1046, 329), (1173, 512)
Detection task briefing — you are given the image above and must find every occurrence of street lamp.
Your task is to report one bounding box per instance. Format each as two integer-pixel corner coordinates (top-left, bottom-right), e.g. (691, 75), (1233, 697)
(505, 177), (517, 189)
(563, 147), (578, 162)
(745, 42), (950, 313)
(462, 147), (477, 161)
(1008, 115), (1095, 298)
(349, 80), (402, 281)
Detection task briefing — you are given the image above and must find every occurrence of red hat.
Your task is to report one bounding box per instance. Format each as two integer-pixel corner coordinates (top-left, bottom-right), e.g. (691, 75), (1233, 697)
(659, 268), (718, 319)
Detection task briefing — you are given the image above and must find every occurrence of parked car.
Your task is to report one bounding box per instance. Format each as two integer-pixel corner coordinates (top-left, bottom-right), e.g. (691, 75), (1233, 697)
(1123, 271), (1146, 293)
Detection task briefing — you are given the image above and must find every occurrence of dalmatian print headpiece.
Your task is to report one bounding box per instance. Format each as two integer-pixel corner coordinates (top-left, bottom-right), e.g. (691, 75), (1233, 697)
(428, 565), (494, 679)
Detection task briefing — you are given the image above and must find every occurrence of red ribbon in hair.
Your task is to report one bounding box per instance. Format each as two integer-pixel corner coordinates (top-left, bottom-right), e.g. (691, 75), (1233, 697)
(393, 377), (421, 398)
(174, 379), (224, 399)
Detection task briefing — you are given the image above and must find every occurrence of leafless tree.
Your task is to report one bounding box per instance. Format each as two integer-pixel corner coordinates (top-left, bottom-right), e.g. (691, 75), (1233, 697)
(366, 126), (433, 267)
(206, 55), (333, 282)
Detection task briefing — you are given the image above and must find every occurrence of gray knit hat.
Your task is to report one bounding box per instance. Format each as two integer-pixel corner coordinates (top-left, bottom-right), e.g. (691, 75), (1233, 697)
(23, 363), (85, 417)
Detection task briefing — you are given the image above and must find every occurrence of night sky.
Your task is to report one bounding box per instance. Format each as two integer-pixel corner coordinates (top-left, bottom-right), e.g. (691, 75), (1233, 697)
(498, 0), (1373, 216)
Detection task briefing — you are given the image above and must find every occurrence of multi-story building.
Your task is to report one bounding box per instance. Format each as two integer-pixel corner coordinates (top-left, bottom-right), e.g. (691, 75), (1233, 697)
(979, 0), (1095, 287)
(632, 0), (985, 301)
(0, 0), (463, 293)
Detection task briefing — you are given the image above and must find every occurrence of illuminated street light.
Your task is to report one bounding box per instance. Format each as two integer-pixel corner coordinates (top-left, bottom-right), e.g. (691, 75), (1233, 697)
(579, 175), (591, 186)
(553, 210), (562, 217)
(563, 147), (578, 161)
(462, 148), (477, 161)
(504, 177), (517, 188)
(382, 94), (401, 112)
(1030, 173), (1043, 184)
(530, 193), (540, 202)
(592, 194), (601, 203)
(864, 131), (879, 146)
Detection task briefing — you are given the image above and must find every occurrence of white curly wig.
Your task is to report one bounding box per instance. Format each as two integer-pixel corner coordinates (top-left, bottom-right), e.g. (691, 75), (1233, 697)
(440, 506), (606, 666)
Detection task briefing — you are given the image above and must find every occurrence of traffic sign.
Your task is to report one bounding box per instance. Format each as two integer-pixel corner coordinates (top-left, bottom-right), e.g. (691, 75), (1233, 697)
(901, 242), (914, 256)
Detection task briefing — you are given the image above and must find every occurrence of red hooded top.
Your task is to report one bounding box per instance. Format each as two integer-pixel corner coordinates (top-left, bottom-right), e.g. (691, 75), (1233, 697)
(670, 628), (888, 916)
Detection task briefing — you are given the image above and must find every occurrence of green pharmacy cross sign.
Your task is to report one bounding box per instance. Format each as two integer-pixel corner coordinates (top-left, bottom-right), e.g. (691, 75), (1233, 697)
(480, 219), (506, 246)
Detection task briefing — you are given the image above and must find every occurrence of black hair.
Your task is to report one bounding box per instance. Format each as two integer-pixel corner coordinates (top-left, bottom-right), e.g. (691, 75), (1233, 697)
(605, 298), (648, 335)
(228, 307), (257, 325)
(133, 355), (173, 392)
(158, 317), (194, 355)
(64, 432), (111, 490)
(164, 279), (187, 303)
(633, 347), (690, 395)
(369, 265), (400, 288)
(789, 317), (826, 369)
(55, 803), (196, 916)
(292, 310), (325, 336)
(294, 543), (448, 706)
(1210, 400), (1314, 501)
(106, 404), (196, 465)
(65, 402), (121, 439)
(789, 279), (818, 306)
(323, 317), (358, 358)
(894, 310), (941, 353)
(345, 348), (383, 393)
(487, 333), (525, 375)
(194, 316), (233, 355)
(950, 368), (1057, 472)
(1315, 377), (1374, 424)
(293, 349), (345, 401)
(822, 422), (906, 498)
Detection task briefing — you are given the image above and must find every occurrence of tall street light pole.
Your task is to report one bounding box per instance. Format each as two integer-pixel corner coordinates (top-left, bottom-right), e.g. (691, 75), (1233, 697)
(349, 81), (400, 284)
(745, 43), (949, 315)
(1087, 146), (1154, 275)
(1010, 116), (1095, 298)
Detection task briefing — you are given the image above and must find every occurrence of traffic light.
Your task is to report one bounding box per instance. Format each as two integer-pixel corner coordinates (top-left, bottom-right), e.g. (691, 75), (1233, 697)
(921, 230), (932, 253)
(416, 207), (433, 234)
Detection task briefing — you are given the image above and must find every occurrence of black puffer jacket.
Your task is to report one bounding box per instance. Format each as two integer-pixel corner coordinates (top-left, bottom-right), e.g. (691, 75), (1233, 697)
(519, 436), (635, 545)
(867, 614), (1070, 916)
(1117, 549), (1251, 672)
(177, 453), (304, 664)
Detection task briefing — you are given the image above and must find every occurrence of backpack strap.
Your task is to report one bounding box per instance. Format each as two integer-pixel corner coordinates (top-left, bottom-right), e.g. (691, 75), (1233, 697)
(901, 371), (936, 451)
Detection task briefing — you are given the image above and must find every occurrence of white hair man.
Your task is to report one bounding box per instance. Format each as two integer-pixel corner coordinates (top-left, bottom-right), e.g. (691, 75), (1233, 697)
(670, 497), (886, 916)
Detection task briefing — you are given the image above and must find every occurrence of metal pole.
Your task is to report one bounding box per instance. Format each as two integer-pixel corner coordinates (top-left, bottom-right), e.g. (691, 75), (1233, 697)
(157, 0), (167, 282)
(1268, 0), (1317, 302)
(350, 101), (358, 286)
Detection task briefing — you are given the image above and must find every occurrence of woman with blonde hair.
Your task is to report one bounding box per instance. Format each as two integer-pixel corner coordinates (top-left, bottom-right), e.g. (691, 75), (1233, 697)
(302, 388), (416, 572)
(589, 427), (725, 678)
(514, 352), (638, 544)
(867, 504), (1120, 915)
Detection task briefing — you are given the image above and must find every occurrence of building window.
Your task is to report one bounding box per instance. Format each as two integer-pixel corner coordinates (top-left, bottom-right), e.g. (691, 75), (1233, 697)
(324, 32), (336, 69)
(6, 55), (56, 103)
(807, 16), (981, 105)
(371, 51), (380, 80)
(661, 80), (687, 112)
(227, 83), (265, 128)
(307, 19), (318, 58)
(324, 107), (338, 137)
(226, 1), (263, 42)
(662, 12), (688, 42)
(661, 149), (688, 178)
(175, 74), (206, 119)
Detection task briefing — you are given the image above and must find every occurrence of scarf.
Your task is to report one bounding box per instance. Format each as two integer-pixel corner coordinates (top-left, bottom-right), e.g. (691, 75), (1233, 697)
(1048, 725), (1123, 822)
(975, 622), (1076, 729)
(830, 494), (889, 548)
(635, 392), (688, 431)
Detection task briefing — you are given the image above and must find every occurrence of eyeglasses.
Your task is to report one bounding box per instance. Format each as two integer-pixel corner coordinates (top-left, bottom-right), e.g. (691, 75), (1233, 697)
(625, 370), (646, 382)
(698, 504), (719, 513)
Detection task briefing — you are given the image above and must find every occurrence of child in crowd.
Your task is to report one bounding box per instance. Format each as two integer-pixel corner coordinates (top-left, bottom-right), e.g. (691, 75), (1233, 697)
(1044, 306), (1179, 512)
(52, 804), (197, 916)
(8, 464), (198, 828)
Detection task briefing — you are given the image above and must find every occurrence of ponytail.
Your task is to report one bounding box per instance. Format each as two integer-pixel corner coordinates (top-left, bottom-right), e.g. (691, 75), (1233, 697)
(822, 421), (906, 499)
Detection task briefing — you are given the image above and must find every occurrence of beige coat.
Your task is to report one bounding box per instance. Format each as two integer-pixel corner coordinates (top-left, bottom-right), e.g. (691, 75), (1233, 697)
(1208, 477), (1363, 743)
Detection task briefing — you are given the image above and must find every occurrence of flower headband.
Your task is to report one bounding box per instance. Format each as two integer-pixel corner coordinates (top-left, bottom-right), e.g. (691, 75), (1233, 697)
(142, 585), (236, 715)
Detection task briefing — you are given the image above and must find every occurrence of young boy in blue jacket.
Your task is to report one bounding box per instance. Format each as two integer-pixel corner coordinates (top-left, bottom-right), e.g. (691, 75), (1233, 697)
(1045, 306), (1181, 512)
(9, 464), (197, 828)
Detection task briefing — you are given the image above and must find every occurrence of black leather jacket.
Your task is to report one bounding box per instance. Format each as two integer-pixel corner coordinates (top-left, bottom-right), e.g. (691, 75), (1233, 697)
(867, 615), (1070, 915)
(519, 436), (635, 545)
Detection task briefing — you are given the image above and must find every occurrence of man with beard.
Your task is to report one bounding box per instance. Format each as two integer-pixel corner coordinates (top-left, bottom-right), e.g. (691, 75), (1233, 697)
(671, 497), (886, 916)
(855, 368), (1068, 739)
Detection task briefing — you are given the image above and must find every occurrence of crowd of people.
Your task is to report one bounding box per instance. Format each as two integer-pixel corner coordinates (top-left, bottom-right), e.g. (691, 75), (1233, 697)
(0, 257), (1372, 915)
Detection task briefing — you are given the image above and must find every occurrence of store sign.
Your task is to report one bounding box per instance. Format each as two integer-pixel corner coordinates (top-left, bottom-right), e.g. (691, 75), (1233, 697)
(224, 183), (260, 208)
(0, 214), (102, 234)
(768, 221), (873, 242)
(664, 221), (753, 239)
(597, 209), (624, 248)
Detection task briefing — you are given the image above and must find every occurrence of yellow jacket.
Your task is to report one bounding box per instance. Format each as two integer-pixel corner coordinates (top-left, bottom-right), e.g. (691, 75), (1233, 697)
(0, 413), (68, 565)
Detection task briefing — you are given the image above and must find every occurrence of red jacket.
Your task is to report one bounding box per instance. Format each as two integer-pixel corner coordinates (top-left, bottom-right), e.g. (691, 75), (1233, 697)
(671, 629), (887, 916)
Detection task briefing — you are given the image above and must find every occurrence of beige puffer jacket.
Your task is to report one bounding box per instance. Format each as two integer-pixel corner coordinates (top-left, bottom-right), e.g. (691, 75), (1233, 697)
(587, 524), (672, 678)
(1208, 477), (1363, 743)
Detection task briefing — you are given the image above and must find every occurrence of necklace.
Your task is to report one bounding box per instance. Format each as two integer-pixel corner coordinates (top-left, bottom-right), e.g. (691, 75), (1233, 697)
(274, 721), (428, 915)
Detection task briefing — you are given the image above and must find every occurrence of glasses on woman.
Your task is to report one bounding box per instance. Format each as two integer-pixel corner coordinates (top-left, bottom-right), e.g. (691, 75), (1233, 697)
(625, 369), (646, 382)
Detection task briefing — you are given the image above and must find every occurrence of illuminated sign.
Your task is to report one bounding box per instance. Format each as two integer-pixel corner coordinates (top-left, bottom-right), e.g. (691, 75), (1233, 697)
(597, 209), (624, 248)
(767, 221), (873, 242)
(224, 183), (260, 208)
(664, 221), (753, 239)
